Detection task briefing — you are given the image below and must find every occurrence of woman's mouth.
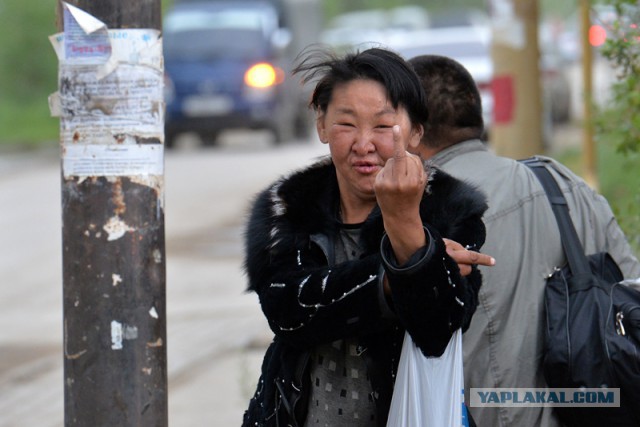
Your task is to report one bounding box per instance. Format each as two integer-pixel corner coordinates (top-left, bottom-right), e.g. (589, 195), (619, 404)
(353, 161), (379, 174)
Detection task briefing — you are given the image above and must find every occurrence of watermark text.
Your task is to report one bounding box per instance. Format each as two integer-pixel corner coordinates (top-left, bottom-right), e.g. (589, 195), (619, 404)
(470, 388), (620, 407)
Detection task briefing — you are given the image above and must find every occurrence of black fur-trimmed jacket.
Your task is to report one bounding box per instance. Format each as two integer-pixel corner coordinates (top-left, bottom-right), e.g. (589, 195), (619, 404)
(242, 157), (487, 427)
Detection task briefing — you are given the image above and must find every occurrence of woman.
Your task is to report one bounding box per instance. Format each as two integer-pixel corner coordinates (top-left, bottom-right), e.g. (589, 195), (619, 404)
(242, 47), (491, 426)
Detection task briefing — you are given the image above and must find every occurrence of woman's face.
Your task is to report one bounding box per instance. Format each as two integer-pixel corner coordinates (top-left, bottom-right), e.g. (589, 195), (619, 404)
(316, 79), (422, 212)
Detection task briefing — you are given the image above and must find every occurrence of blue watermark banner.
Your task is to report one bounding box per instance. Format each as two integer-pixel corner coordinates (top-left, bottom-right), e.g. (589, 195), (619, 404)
(470, 388), (620, 407)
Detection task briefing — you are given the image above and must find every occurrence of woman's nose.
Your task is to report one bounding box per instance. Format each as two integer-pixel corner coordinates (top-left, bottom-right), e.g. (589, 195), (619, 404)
(352, 131), (375, 154)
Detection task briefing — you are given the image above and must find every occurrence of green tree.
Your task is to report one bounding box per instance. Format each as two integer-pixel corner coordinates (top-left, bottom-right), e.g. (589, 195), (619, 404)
(595, 0), (640, 253)
(596, 0), (640, 154)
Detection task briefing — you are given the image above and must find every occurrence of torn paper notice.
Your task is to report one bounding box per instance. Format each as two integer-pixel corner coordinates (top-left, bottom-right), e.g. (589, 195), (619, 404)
(50, 28), (163, 73)
(57, 62), (164, 142)
(49, 4), (165, 176)
(63, 2), (111, 64)
(63, 144), (164, 178)
(110, 320), (139, 350)
(64, 2), (106, 34)
(111, 320), (123, 350)
(50, 31), (164, 146)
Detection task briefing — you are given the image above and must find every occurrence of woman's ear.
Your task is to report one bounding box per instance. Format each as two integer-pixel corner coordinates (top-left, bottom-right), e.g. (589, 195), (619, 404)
(316, 113), (328, 144)
(408, 124), (424, 149)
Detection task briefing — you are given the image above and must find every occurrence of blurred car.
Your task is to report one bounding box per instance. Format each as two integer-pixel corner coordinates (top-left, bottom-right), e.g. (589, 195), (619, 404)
(428, 7), (490, 30)
(394, 26), (572, 137)
(539, 42), (572, 124)
(320, 6), (430, 51)
(162, 0), (310, 147)
(392, 27), (494, 133)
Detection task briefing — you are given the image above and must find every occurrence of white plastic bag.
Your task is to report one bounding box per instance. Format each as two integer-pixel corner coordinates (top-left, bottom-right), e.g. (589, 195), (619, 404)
(386, 329), (467, 427)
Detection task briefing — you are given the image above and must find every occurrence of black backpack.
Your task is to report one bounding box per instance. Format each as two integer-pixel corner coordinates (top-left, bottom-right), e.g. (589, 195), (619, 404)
(521, 157), (640, 426)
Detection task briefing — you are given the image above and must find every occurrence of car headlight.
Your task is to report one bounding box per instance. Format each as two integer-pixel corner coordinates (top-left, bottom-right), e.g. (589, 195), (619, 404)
(244, 63), (284, 88)
(243, 63), (285, 102)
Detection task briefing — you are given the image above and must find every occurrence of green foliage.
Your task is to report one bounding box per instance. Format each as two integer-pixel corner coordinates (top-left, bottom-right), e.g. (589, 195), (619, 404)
(596, 76), (640, 154)
(0, 0), (173, 146)
(0, 101), (59, 145)
(0, 1), (58, 101)
(598, 141), (640, 256)
(590, 0), (640, 254)
(557, 142), (640, 257)
(596, 0), (640, 154)
(0, 0), (59, 145)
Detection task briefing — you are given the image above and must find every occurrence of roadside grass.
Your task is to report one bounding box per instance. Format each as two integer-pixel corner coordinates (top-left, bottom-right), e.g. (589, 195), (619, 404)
(0, 100), (58, 148)
(0, 0), (174, 148)
(0, 0), (58, 147)
(556, 139), (640, 257)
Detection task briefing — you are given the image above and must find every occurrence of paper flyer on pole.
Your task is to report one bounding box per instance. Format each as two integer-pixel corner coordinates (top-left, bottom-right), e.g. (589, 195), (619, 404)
(49, 2), (164, 178)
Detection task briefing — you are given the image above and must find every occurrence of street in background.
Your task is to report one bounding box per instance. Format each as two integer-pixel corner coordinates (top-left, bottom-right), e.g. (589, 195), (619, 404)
(163, 0), (320, 148)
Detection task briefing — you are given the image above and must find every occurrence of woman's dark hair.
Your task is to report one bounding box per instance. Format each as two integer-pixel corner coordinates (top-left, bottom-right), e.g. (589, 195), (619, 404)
(409, 54), (485, 147)
(293, 45), (429, 129)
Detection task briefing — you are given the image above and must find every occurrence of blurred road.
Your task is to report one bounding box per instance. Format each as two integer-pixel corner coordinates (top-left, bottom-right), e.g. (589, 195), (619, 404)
(0, 132), (326, 427)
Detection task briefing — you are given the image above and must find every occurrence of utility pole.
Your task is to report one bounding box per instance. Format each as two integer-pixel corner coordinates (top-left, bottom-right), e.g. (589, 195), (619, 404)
(580, 0), (598, 189)
(53, 1), (166, 426)
(489, 0), (544, 159)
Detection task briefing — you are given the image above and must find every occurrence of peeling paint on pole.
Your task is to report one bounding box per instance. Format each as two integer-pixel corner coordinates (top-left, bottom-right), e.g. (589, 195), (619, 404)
(52, 1), (167, 425)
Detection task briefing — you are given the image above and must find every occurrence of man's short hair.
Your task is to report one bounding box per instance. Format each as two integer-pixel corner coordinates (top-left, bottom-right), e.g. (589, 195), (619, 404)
(409, 55), (485, 148)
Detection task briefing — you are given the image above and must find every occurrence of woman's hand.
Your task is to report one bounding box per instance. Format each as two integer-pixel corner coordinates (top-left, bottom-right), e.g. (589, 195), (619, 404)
(375, 125), (428, 264)
(443, 238), (495, 276)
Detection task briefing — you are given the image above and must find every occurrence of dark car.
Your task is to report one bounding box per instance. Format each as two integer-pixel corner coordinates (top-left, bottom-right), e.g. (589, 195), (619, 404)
(162, 0), (311, 147)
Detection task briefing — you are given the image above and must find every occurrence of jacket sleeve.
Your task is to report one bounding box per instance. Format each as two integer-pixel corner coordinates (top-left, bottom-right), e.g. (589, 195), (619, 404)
(244, 188), (394, 349)
(381, 223), (482, 357)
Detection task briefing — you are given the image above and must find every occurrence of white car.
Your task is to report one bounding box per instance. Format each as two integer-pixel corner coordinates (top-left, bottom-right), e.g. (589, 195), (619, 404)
(320, 6), (431, 51)
(392, 26), (572, 137)
(391, 27), (494, 131)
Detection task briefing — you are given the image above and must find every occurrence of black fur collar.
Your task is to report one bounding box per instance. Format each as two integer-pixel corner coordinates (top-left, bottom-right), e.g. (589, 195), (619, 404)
(266, 156), (487, 251)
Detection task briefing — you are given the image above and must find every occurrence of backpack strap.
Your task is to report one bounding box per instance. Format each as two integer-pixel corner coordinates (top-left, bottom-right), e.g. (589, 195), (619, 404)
(519, 156), (591, 275)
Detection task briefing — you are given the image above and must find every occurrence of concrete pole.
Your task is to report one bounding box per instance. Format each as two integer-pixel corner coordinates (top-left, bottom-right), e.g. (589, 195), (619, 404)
(55, 1), (167, 426)
(489, 0), (544, 159)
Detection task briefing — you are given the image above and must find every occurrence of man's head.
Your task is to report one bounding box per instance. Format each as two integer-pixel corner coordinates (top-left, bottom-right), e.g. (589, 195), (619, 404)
(408, 55), (485, 153)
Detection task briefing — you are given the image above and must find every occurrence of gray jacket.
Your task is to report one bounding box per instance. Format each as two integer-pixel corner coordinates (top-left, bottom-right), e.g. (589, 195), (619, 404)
(432, 139), (640, 427)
